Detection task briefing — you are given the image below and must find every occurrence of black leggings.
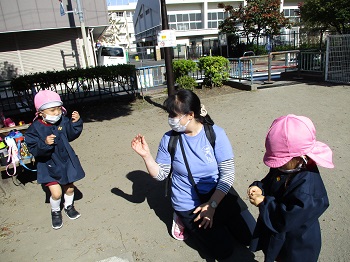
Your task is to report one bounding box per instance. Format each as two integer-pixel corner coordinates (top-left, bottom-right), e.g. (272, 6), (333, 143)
(176, 193), (256, 260)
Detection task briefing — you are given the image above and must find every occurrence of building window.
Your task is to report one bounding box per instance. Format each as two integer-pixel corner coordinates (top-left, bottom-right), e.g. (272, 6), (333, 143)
(168, 12), (202, 30)
(145, 9), (150, 15)
(283, 9), (300, 23)
(169, 15), (176, 23)
(114, 12), (123, 17)
(207, 12), (228, 29)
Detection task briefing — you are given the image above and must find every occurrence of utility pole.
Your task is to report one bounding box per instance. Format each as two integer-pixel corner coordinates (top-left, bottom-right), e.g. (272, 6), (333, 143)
(160, 0), (175, 96)
(76, 0), (91, 67)
(60, 0), (91, 67)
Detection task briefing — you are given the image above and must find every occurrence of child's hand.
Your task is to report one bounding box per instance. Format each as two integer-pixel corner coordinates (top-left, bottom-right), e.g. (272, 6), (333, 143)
(248, 186), (264, 207)
(45, 134), (56, 145)
(71, 111), (80, 123)
(247, 186), (262, 196)
(249, 194), (265, 207)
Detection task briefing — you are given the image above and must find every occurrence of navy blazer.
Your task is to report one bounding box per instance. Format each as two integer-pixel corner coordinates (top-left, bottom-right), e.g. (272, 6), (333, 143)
(249, 164), (329, 262)
(25, 116), (85, 185)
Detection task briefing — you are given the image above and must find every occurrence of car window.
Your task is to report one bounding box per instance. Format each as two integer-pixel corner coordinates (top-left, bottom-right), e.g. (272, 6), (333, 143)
(101, 47), (124, 57)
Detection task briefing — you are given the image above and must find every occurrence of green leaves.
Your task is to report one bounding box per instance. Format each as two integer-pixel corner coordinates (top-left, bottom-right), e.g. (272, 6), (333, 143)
(218, 0), (291, 44)
(300, 0), (350, 34)
(198, 56), (229, 88)
(172, 59), (198, 90)
(11, 65), (136, 92)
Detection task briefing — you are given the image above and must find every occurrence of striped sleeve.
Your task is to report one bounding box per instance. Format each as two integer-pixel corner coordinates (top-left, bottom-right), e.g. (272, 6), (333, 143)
(217, 158), (235, 194)
(154, 163), (171, 181)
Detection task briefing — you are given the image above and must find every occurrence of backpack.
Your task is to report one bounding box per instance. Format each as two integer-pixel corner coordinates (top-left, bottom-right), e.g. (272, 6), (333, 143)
(4, 130), (36, 176)
(165, 124), (216, 196)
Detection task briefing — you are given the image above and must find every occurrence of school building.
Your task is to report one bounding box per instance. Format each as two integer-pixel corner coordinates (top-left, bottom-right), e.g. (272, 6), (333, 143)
(133, 0), (301, 57)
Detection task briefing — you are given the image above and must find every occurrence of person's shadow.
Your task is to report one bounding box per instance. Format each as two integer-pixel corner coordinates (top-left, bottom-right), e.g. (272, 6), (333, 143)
(111, 170), (173, 230)
(111, 170), (258, 262)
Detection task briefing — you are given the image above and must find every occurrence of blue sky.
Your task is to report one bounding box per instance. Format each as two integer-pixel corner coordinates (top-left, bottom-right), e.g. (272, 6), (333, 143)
(107, 0), (138, 5)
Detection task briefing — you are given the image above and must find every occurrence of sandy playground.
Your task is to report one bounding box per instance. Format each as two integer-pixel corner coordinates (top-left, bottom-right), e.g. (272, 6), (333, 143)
(0, 81), (350, 262)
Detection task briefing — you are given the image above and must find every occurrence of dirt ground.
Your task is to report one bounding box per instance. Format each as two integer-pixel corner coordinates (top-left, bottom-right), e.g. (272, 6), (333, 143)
(1, 82), (350, 262)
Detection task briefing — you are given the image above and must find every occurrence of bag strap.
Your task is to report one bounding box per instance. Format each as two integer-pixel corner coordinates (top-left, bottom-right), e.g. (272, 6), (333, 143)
(165, 131), (180, 197)
(204, 124), (216, 149)
(178, 135), (202, 198)
(5, 137), (19, 177)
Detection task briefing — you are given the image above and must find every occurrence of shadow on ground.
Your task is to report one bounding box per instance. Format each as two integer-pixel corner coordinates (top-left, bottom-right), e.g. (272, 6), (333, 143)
(111, 170), (258, 262)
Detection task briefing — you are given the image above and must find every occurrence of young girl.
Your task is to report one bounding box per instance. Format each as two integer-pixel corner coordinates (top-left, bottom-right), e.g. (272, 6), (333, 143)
(25, 89), (85, 230)
(247, 114), (333, 262)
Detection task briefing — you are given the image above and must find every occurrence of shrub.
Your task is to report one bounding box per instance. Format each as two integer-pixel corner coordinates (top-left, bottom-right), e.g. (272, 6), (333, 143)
(176, 75), (197, 90)
(172, 59), (197, 80)
(198, 56), (229, 87)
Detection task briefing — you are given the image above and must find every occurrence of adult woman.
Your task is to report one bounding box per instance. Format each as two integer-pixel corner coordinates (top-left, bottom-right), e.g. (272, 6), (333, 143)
(131, 89), (255, 259)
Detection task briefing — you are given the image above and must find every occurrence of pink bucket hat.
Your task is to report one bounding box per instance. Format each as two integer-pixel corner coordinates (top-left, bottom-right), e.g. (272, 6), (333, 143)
(33, 90), (66, 120)
(263, 114), (334, 169)
(34, 90), (63, 111)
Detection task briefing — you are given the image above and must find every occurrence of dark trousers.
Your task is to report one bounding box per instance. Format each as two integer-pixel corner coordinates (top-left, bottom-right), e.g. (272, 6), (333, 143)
(176, 191), (256, 260)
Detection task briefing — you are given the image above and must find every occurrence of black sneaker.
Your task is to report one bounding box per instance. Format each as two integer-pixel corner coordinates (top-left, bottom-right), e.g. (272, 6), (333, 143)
(64, 205), (81, 220)
(51, 211), (63, 229)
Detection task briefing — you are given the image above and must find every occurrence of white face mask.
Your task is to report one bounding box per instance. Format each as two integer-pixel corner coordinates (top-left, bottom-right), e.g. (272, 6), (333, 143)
(43, 113), (62, 124)
(168, 115), (191, 132)
(278, 156), (308, 174)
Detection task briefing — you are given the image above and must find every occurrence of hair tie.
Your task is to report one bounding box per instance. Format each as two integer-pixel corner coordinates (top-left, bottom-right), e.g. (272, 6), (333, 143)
(200, 104), (208, 117)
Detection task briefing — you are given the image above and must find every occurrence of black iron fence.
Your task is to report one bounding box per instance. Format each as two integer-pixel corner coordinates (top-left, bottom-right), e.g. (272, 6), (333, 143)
(0, 75), (136, 116)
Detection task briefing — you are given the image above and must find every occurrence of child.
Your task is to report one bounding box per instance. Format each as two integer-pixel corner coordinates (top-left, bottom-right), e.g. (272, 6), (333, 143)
(25, 90), (85, 230)
(247, 114), (333, 262)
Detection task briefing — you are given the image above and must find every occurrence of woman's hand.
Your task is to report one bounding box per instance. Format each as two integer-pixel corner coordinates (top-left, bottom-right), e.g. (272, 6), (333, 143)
(193, 203), (215, 229)
(131, 134), (150, 158)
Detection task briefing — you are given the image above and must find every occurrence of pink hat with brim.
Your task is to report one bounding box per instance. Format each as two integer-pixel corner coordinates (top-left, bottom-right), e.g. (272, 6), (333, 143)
(33, 89), (66, 121)
(263, 114), (334, 169)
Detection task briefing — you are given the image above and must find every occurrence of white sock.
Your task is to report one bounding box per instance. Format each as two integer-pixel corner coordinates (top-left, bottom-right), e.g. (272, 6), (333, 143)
(50, 197), (61, 212)
(64, 193), (74, 209)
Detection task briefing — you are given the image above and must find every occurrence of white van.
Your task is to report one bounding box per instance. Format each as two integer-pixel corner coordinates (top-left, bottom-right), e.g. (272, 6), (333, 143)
(97, 46), (127, 66)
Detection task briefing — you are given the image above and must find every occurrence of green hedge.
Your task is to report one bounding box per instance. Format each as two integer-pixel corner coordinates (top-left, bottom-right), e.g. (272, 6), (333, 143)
(11, 65), (136, 92)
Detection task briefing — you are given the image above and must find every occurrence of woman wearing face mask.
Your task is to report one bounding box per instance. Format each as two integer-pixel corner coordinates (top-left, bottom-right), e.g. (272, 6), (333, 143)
(25, 90), (85, 230)
(131, 89), (256, 260)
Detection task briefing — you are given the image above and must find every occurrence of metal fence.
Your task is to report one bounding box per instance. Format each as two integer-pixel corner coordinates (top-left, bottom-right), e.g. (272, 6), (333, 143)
(299, 51), (325, 73)
(0, 76), (136, 116)
(325, 34), (350, 84)
(136, 65), (166, 92)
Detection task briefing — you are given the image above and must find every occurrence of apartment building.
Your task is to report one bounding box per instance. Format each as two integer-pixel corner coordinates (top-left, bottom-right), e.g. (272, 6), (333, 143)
(0, 0), (108, 79)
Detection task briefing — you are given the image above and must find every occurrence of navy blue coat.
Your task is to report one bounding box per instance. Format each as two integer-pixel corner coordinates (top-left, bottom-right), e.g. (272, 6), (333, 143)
(25, 116), (85, 185)
(249, 164), (329, 262)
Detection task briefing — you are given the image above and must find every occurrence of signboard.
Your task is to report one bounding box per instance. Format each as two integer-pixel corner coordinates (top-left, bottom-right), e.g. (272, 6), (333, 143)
(157, 30), (176, 48)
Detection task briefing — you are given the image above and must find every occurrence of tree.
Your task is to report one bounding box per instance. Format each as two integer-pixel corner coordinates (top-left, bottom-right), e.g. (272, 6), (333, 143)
(299, 0), (350, 34)
(218, 0), (291, 45)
